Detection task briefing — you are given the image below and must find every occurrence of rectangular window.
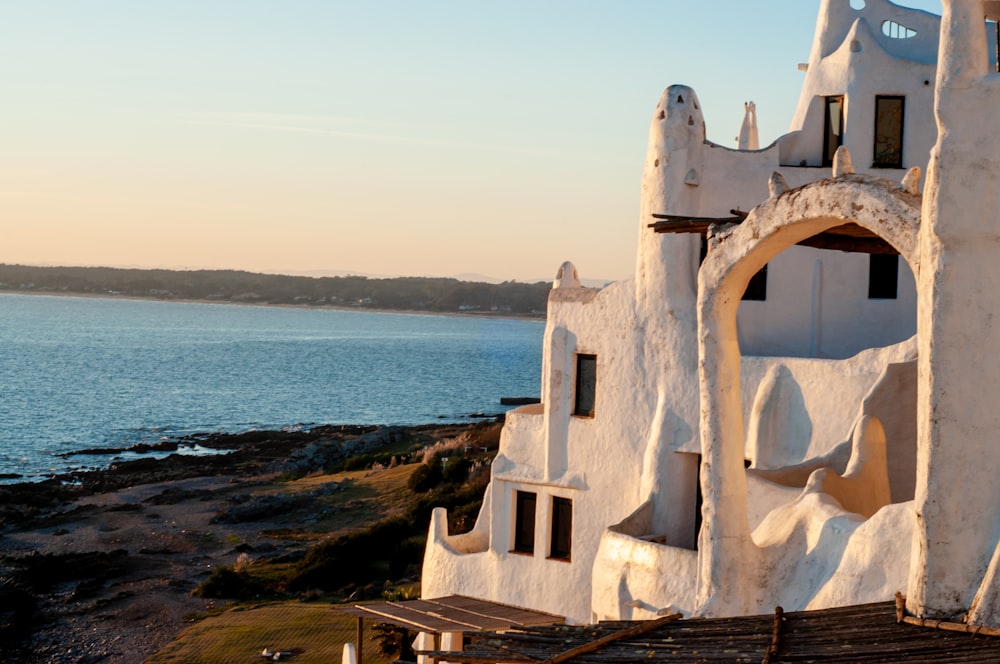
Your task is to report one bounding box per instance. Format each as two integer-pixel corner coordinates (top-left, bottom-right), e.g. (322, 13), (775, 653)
(512, 490), (536, 554)
(741, 264), (768, 301)
(873, 96), (905, 168)
(574, 354), (597, 417)
(549, 497), (572, 560)
(823, 95), (845, 166)
(694, 454), (703, 551)
(868, 254), (899, 299)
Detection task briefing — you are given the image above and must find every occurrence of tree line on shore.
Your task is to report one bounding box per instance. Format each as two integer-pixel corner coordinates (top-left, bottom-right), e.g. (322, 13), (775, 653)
(0, 264), (551, 315)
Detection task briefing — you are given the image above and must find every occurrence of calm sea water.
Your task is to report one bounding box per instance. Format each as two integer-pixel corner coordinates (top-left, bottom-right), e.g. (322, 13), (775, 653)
(0, 293), (544, 481)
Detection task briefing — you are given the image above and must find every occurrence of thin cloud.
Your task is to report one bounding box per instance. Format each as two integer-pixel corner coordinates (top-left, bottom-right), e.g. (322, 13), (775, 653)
(187, 112), (377, 128)
(0, 191), (63, 200)
(182, 112), (550, 156)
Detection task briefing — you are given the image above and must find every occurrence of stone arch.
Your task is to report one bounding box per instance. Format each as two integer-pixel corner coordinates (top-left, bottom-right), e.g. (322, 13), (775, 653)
(694, 173), (921, 615)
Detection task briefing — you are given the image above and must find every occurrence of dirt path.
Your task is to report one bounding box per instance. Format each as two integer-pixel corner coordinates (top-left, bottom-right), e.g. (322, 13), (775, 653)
(3, 475), (250, 661)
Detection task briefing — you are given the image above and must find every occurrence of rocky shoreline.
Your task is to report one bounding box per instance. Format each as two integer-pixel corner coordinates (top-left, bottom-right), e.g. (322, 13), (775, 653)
(0, 421), (490, 663)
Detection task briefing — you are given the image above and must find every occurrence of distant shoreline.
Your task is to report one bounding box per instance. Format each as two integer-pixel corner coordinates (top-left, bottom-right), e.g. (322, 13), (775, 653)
(0, 288), (548, 321)
(0, 263), (555, 318)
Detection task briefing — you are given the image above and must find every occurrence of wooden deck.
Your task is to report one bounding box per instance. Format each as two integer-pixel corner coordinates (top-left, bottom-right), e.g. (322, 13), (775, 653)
(417, 601), (1000, 663)
(338, 594), (563, 633)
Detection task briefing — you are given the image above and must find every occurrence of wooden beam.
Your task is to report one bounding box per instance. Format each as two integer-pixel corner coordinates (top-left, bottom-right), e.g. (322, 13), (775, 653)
(895, 592), (1000, 637)
(762, 606), (784, 664)
(539, 613), (682, 664)
(418, 657), (535, 664)
(649, 215), (899, 255)
(357, 616), (363, 664)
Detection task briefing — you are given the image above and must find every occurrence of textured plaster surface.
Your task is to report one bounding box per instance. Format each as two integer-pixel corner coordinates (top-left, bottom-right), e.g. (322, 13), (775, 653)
(742, 340), (915, 466)
(910, 0), (1000, 625)
(419, 0), (1000, 629)
(696, 174), (920, 616)
(785, 0), (938, 169)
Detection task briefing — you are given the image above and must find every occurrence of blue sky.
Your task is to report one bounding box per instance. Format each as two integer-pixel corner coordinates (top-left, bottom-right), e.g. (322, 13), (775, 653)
(1, 1), (943, 282)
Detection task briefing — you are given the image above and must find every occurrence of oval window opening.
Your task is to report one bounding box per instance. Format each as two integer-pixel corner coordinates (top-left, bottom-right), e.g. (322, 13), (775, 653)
(849, 0), (866, 9)
(882, 20), (917, 39)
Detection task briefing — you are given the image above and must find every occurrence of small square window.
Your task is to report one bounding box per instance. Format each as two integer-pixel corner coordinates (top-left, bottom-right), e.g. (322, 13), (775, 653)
(549, 497), (572, 560)
(512, 490), (536, 554)
(868, 254), (899, 299)
(574, 354), (597, 417)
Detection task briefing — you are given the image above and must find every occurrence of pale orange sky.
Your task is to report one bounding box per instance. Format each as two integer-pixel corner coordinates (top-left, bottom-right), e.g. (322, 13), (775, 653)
(1, 1), (942, 283)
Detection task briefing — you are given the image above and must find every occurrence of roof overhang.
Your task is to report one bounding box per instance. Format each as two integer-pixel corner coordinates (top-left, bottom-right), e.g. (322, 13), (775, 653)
(649, 213), (900, 255)
(336, 594), (564, 634)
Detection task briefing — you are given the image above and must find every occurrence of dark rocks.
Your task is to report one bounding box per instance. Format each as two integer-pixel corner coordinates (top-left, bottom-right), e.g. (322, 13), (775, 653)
(126, 440), (181, 453)
(212, 482), (341, 524)
(0, 580), (35, 650)
(55, 447), (128, 457)
(144, 487), (215, 506)
(0, 421), (495, 663)
(0, 425), (420, 531)
(0, 480), (76, 528)
(4, 549), (132, 594)
(265, 426), (409, 476)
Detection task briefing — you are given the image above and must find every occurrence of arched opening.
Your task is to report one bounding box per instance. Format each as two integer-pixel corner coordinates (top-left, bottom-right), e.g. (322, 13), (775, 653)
(695, 174), (921, 613)
(736, 238), (916, 358)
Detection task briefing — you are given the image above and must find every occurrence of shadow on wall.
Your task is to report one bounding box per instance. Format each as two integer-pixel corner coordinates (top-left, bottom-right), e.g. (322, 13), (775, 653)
(745, 359), (916, 506)
(860, 361), (916, 503)
(747, 364), (813, 467)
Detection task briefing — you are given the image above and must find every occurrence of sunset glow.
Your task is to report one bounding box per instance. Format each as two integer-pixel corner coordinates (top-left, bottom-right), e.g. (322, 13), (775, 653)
(1, 1), (943, 283)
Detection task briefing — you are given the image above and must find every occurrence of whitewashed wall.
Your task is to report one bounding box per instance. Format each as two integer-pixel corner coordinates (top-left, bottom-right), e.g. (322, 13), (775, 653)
(423, 0), (951, 626)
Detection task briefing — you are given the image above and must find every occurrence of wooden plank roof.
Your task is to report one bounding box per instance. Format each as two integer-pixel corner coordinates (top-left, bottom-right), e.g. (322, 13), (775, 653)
(336, 594), (564, 634)
(417, 601), (1000, 662)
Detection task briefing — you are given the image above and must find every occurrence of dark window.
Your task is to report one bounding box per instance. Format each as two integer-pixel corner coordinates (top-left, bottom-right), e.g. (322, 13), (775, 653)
(742, 264), (768, 301)
(868, 254), (899, 299)
(549, 497), (572, 560)
(694, 454), (703, 551)
(873, 96), (905, 168)
(823, 95), (845, 166)
(513, 490), (536, 554)
(574, 354), (597, 417)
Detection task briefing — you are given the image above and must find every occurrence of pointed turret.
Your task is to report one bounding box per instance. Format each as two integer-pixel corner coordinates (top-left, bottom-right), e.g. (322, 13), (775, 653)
(636, 85), (705, 306)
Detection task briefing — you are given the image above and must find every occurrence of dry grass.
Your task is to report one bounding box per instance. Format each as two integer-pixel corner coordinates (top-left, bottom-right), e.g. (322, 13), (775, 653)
(262, 463), (420, 541)
(149, 425), (501, 660)
(147, 602), (393, 664)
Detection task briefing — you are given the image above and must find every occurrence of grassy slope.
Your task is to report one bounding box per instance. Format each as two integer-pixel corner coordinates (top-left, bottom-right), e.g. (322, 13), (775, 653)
(148, 603), (393, 664)
(148, 423), (498, 660)
(148, 465), (418, 661)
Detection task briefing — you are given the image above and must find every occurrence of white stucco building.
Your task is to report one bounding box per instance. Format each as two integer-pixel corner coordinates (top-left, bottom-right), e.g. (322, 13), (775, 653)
(422, 0), (1000, 632)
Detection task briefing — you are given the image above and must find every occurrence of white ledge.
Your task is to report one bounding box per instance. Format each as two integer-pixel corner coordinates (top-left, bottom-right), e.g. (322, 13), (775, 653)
(492, 455), (587, 490)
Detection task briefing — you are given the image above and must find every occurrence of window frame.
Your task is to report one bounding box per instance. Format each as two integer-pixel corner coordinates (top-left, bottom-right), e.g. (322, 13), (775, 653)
(548, 496), (573, 561)
(873, 95), (905, 169)
(512, 490), (537, 554)
(823, 95), (845, 167)
(573, 354), (597, 418)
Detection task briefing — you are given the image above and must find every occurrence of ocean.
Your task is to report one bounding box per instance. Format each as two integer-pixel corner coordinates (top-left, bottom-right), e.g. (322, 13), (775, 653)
(0, 293), (544, 482)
